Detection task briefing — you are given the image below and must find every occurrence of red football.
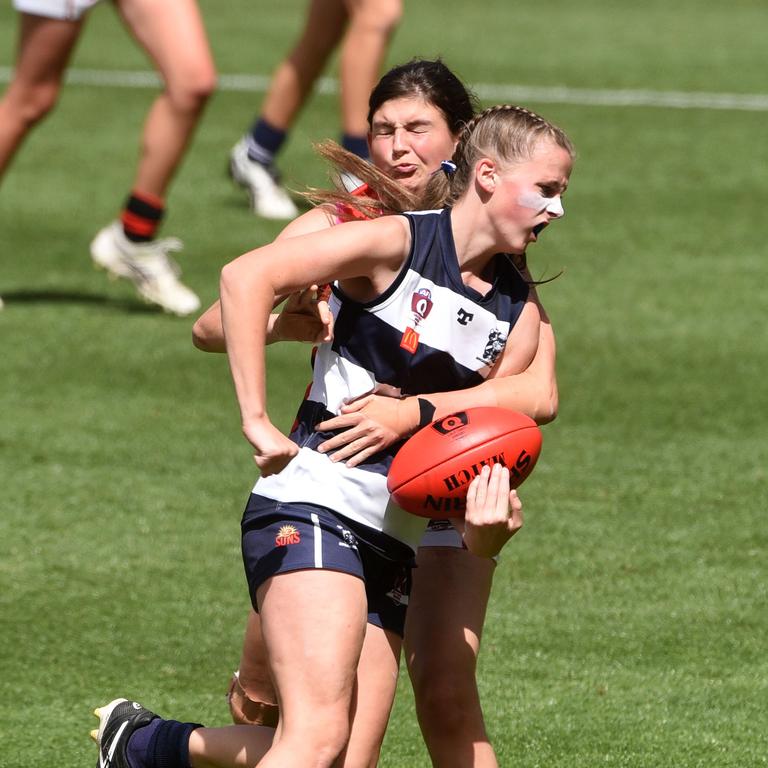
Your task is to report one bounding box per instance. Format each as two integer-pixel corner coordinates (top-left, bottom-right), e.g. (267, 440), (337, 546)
(387, 407), (542, 518)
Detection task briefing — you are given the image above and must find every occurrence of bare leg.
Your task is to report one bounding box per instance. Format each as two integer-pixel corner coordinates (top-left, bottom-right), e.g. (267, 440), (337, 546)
(189, 570), (368, 768)
(341, 623), (402, 768)
(405, 547), (498, 768)
(0, 13), (84, 182)
(114, 0), (216, 198)
(230, 611), (399, 768)
(260, 0), (348, 131)
(229, 610), (279, 727)
(338, 0), (403, 137)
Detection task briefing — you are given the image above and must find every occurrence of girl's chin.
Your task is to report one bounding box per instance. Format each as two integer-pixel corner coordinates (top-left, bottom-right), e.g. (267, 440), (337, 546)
(397, 176), (422, 194)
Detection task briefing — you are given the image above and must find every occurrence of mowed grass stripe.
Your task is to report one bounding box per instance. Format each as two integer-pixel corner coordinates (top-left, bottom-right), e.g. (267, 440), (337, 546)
(1, 66), (768, 112)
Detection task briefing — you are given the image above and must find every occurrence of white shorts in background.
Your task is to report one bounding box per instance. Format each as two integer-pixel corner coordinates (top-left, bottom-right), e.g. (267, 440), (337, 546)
(14, 0), (100, 21)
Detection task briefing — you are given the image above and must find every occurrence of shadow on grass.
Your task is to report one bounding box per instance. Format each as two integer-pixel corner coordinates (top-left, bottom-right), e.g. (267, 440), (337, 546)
(0, 288), (163, 315)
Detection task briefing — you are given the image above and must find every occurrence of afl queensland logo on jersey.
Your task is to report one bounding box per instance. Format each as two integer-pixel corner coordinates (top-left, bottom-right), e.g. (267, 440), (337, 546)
(411, 287), (433, 323)
(401, 286), (434, 354)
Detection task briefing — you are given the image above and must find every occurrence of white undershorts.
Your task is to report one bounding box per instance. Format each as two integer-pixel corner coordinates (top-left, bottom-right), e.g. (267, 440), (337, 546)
(418, 519), (464, 549)
(417, 518), (501, 562)
(14, 0), (101, 21)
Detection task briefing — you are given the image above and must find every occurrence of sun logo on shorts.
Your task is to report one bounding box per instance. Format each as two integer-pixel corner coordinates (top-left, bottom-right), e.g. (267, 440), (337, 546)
(275, 525), (301, 546)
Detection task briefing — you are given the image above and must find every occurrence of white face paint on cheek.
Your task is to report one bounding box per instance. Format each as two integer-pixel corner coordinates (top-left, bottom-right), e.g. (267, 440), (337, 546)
(517, 190), (548, 210)
(517, 190), (565, 218)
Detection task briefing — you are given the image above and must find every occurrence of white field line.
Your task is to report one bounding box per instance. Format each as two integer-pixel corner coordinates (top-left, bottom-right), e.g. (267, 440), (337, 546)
(2, 66), (768, 112)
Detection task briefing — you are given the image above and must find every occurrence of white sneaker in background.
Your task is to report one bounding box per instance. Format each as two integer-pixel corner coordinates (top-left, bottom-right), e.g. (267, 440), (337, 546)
(90, 221), (201, 317)
(229, 138), (299, 220)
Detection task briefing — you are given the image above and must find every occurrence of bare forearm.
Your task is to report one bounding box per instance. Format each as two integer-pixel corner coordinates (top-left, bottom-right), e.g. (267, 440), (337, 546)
(220, 264), (274, 425)
(399, 373), (554, 434)
(192, 299), (298, 353)
(192, 300), (226, 352)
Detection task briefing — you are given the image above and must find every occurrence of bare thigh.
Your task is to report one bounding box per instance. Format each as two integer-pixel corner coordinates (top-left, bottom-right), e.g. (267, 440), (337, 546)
(114, 0), (215, 92)
(11, 13), (84, 93)
(257, 569), (368, 731)
(405, 546), (495, 685)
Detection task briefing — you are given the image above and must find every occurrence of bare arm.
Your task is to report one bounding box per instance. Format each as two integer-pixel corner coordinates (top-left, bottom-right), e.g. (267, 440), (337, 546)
(193, 288), (333, 352)
(192, 206), (337, 353)
(220, 215), (410, 475)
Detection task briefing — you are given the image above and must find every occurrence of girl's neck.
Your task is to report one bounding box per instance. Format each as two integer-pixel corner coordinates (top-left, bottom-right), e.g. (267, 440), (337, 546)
(450, 196), (499, 274)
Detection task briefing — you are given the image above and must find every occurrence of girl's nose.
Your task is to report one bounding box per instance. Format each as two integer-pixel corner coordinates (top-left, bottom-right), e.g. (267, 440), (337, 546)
(546, 196), (564, 218)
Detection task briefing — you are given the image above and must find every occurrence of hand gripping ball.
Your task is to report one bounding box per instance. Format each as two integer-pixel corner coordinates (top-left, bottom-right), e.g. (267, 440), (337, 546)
(387, 407), (542, 517)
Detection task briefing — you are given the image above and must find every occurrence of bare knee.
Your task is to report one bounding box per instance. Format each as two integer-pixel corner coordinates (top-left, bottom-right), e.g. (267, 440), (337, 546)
(348, 0), (403, 34)
(376, 0), (404, 31)
(7, 81), (61, 128)
(283, 715), (351, 767)
(164, 65), (217, 113)
(411, 667), (486, 740)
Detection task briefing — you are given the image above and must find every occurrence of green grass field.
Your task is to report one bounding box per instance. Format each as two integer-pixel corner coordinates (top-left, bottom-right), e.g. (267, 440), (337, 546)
(1, 1), (767, 765)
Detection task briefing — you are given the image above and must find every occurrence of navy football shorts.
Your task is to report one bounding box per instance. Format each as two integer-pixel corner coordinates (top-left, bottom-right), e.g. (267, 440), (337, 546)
(241, 494), (415, 637)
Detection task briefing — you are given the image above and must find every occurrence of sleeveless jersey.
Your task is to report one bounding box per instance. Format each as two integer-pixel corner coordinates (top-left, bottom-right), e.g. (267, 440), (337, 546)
(254, 207), (529, 550)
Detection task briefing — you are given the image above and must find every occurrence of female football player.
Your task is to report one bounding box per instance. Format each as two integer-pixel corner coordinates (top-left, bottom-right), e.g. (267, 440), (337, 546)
(92, 101), (574, 768)
(194, 58), (558, 767)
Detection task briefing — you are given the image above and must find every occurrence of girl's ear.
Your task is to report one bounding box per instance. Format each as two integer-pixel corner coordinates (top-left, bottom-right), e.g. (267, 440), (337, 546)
(476, 158), (497, 194)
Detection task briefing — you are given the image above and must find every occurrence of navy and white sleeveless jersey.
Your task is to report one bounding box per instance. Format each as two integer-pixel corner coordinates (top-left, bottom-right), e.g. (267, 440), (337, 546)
(254, 207), (529, 550)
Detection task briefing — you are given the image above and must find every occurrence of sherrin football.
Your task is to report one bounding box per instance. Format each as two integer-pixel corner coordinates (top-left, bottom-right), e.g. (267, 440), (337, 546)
(387, 407), (542, 518)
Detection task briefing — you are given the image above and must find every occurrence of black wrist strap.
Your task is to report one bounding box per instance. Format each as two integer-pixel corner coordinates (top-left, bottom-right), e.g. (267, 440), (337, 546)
(417, 398), (436, 429)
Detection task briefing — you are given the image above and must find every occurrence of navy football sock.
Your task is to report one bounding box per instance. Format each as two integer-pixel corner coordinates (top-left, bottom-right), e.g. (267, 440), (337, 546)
(127, 718), (202, 768)
(247, 118), (287, 166)
(126, 718), (161, 768)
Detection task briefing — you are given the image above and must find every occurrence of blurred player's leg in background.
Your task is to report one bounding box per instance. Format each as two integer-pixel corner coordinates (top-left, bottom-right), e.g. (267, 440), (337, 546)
(230, 0), (347, 220)
(90, 0), (216, 316)
(230, 0), (402, 220)
(0, 12), (85, 181)
(338, 0), (403, 158)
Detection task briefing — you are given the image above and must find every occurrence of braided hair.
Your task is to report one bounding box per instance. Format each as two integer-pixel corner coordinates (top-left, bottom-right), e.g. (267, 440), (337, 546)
(422, 104), (575, 209)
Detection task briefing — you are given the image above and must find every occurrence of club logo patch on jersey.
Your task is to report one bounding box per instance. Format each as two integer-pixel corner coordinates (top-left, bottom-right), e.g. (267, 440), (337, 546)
(478, 328), (506, 366)
(275, 524), (301, 546)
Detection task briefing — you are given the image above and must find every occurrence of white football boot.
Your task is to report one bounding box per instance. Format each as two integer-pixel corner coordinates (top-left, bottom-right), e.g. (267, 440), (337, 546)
(229, 137), (299, 220)
(90, 221), (201, 317)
